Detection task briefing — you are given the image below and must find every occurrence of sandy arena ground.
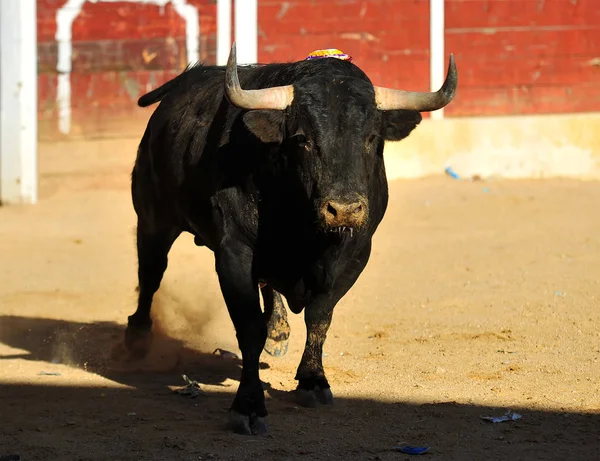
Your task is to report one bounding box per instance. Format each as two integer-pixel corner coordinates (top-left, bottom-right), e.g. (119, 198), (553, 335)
(1, 139), (599, 460)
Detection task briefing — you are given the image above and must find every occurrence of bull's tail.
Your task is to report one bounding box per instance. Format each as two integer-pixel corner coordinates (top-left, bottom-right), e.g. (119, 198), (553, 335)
(137, 62), (204, 107)
(137, 78), (179, 107)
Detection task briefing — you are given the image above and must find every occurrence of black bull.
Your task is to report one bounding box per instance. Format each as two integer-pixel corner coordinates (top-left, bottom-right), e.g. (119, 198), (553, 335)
(125, 44), (457, 434)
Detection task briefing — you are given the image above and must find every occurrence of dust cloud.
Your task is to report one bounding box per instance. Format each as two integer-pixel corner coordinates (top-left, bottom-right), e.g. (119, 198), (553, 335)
(150, 284), (219, 351)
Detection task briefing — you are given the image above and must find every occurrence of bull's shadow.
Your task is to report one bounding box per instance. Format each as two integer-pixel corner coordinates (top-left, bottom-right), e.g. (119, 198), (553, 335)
(2, 317), (599, 460)
(0, 314), (273, 392)
(1, 381), (599, 460)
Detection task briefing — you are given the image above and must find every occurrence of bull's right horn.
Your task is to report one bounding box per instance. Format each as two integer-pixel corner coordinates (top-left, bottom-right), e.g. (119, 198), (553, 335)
(374, 54), (458, 112)
(224, 42), (294, 110)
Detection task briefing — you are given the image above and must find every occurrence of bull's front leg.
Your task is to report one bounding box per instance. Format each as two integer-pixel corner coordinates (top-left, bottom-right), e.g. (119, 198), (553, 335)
(295, 243), (372, 408)
(295, 300), (335, 407)
(216, 239), (268, 435)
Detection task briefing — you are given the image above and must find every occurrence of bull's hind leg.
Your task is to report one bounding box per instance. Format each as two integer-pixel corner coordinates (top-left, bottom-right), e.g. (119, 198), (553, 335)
(295, 243), (372, 407)
(261, 286), (290, 357)
(216, 239), (268, 435)
(125, 224), (180, 358)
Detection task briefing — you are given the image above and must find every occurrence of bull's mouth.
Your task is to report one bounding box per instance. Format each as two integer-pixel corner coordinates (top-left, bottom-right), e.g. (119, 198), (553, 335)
(326, 226), (357, 237)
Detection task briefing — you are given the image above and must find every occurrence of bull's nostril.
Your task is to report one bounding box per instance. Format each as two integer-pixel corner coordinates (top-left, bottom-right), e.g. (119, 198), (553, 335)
(327, 203), (338, 217)
(322, 199), (367, 227)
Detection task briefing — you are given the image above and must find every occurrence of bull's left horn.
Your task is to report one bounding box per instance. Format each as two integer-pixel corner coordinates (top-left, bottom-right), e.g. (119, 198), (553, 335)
(224, 42), (294, 110)
(374, 54), (458, 111)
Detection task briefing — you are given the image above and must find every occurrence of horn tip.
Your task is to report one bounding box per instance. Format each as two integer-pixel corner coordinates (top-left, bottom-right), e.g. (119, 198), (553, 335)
(227, 42), (237, 66)
(448, 53), (456, 69)
(447, 53), (458, 82)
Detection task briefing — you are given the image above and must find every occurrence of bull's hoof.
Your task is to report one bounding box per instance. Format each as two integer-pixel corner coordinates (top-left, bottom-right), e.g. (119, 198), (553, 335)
(295, 386), (334, 408)
(317, 386), (334, 405)
(263, 336), (289, 357)
(124, 326), (153, 359)
(295, 388), (318, 408)
(229, 411), (268, 436)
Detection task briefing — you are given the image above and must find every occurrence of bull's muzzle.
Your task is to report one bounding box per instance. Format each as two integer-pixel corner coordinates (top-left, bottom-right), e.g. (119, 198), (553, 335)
(320, 197), (368, 231)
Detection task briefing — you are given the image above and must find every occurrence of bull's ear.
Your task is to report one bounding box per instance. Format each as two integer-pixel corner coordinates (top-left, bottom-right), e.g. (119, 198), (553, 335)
(381, 109), (423, 141)
(243, 110), (285, 144)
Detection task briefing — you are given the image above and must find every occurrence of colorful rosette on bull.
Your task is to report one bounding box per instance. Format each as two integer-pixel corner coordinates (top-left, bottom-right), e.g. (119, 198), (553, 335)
(305, 49), (352, 62)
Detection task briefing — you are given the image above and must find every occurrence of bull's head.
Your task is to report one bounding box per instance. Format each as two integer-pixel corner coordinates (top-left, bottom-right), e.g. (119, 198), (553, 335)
(224, 43), (457, 235)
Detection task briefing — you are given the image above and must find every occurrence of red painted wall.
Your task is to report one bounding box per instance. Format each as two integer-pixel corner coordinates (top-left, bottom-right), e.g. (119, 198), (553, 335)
(258, 0), (430, 92)
(37, 0), (600, 139)
(445, 0), (600, 116)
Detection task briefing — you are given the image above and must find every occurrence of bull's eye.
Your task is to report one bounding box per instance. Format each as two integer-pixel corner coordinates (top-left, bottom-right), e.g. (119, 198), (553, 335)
(295, 134), (311, 152)
(367, 134), (378, 144)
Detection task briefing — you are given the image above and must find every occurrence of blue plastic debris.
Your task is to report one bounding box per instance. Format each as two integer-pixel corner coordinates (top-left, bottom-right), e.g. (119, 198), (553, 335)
(444, 166), (460, 180)
(482, 186), (490, 193)
(480, 409), (522, 423)
(393, 445), (430, 455)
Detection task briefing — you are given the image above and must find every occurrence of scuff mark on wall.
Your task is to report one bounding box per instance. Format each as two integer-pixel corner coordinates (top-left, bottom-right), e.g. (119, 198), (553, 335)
(123, 77), (140, 102)
(339, 32), (379, 42)
(276, 2), (290, 20)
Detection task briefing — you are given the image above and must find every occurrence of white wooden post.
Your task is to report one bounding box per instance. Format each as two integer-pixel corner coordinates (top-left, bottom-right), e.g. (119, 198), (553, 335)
(234, 0), (258, 65)
(217, 0), (232, 65)
(0, 0), (38, 204)
(430, 0), (445, 120)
